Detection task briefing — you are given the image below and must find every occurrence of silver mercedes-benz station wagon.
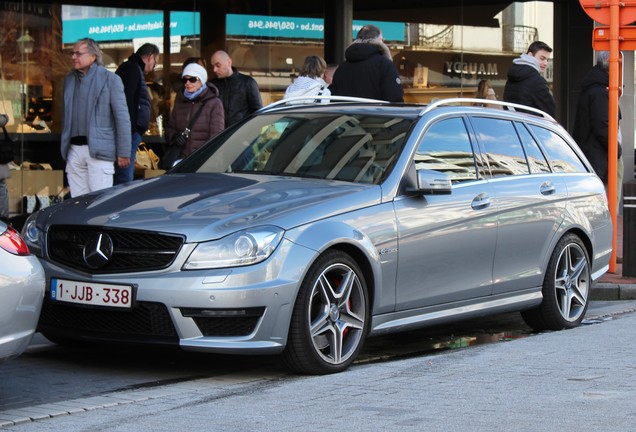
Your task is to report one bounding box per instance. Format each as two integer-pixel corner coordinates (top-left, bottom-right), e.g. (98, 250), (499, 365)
(24, 98), (612, 374)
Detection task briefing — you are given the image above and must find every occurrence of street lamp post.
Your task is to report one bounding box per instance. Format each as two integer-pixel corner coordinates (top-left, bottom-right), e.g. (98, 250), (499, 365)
(17, 30), (35, 126)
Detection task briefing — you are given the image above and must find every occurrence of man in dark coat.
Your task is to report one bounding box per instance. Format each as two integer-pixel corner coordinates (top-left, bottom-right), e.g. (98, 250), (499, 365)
(114, 43), (159, 184)
(503, 41), (555, 117)
(573, 51), (623, 195)
(330, 24), (404, 102)
(210, 50), (263, 128)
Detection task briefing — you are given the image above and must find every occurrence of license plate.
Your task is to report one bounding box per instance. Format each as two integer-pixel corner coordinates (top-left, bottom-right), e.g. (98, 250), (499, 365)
(51, 278), (134, 310)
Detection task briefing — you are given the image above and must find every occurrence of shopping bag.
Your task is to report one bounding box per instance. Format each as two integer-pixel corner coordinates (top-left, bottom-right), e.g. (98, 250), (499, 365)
(135, 143), (159, 170)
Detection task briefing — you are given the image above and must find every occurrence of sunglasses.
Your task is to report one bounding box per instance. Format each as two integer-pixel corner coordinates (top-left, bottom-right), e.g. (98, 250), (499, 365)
(181, 76), (199, 83)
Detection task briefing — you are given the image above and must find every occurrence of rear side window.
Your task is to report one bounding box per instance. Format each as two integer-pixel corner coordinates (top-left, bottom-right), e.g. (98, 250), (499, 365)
(471, 117), (529, 177)
(515, 123), (551, 174)
(416, 117), (480, 183)
(527, 125), (589, 173)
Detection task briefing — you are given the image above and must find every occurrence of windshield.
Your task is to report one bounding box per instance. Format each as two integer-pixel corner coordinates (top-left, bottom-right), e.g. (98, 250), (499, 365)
(174, 112), (415, 185)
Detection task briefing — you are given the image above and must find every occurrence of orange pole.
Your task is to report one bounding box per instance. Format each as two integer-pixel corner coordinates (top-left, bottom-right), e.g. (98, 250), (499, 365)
(608, 0), (619, 273)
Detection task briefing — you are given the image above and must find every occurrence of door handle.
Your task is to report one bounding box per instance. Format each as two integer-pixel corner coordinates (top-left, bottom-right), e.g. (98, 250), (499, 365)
(540, 181), (556, 195)
(471, 193), (491, 210)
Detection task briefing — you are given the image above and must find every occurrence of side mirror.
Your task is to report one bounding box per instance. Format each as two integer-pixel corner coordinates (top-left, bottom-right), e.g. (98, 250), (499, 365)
(407, 169), (452, 195)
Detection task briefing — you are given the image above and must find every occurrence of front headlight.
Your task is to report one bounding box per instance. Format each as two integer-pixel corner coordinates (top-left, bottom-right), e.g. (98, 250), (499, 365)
(22, 212), (44, 256)
(183, 226), (284, 270)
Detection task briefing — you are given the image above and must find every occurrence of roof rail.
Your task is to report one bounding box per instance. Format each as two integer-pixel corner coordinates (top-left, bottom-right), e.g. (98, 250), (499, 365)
(420, 98), (556, 122)
(258, 95), (388, 113)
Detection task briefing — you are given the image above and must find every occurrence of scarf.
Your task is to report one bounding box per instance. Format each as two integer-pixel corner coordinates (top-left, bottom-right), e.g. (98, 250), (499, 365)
(184, 85), (207, 101)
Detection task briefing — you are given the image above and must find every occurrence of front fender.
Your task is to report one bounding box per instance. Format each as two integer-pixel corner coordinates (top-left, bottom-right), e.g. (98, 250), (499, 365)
(284, 203), (398, 314)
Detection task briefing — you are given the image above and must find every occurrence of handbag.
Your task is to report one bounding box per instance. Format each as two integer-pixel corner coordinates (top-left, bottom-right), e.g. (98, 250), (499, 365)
(135, 142), (160, 170)
(0, 120), (15, 165)
(161, 99), (208, 170)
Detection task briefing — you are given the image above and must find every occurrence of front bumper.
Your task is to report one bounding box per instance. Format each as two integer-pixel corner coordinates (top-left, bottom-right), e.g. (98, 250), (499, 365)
(0, 254), (45, 360)
(37, 240), (315, 355)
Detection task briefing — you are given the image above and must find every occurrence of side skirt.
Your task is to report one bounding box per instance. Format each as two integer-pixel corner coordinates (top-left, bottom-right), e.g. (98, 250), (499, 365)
(369, 288), (543, 336)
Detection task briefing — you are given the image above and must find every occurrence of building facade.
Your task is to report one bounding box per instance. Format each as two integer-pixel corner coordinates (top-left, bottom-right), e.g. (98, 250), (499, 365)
(0, 0), (632, 214)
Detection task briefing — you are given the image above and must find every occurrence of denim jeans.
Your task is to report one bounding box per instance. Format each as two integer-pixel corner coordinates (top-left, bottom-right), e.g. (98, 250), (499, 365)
(114, 132), (142, 185)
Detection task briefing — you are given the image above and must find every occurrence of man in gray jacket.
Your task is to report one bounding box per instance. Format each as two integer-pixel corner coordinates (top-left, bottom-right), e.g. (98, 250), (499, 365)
(61, 38), (131, 197)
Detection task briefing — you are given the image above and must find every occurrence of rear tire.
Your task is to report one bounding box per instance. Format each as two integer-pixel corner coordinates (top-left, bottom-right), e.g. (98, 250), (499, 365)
(282, 250), (369, 375)
(521, 233), (591, 331)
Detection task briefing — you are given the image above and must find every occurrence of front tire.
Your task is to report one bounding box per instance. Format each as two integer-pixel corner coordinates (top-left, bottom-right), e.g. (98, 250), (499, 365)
(282, 250), (369, 375)
(521, 233), (591, 331)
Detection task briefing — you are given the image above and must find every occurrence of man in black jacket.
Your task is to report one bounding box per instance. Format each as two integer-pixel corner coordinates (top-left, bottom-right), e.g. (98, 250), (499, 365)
(573, 50), (623, 202)
(114, 43), (159, 184)
(503, 41), (555, 117)
(210, 50), (263, 128)
(330, 24), (404, 102)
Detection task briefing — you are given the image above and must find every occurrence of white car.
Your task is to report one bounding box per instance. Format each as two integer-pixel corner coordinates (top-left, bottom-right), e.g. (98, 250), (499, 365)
(0, 220), (45, 361)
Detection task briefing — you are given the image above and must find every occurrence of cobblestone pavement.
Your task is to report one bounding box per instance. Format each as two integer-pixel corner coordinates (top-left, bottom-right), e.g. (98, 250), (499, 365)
(2, 301), (636, 431)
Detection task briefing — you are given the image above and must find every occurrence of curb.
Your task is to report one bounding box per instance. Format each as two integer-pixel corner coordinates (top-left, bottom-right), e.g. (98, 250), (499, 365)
(593, 283), (636, 301)
(0, 374), (277, 428)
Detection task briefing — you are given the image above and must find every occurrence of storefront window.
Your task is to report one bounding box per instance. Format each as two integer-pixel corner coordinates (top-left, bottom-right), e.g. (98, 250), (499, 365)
(224, 2), (554, 104)
(0, 2), (53, 134)
(0, 2), (200, 218)
(61, 5), (201, 136)
(0, 1), (556, 220)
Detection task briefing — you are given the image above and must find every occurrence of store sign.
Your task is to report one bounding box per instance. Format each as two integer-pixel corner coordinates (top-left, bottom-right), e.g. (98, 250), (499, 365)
(62, 11), (200, 44)
(226, 14), (405, 42)
(445, 60), (498, 76)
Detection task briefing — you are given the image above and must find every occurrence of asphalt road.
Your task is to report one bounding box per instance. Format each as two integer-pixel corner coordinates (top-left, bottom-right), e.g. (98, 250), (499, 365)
(2, 300), (636, 431)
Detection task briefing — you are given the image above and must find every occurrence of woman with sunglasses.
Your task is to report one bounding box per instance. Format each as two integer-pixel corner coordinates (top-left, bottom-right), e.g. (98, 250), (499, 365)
(165, 63), (224, 163)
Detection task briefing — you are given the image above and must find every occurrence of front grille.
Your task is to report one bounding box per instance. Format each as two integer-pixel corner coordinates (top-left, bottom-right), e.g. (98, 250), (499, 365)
(47, 225), (184, 274)
(38, 296), (179, 343)
(181, 307), (265, 337)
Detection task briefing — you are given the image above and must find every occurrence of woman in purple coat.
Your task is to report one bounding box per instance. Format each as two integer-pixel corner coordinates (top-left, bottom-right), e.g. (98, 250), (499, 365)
(165, 63), (225, 159)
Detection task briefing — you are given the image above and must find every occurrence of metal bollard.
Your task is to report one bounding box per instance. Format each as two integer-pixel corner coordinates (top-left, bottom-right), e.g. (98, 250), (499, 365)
(623, 180), (636, 277)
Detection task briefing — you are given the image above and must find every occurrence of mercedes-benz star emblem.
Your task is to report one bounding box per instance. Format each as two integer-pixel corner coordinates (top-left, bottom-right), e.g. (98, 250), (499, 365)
(83, 232), (114, 269)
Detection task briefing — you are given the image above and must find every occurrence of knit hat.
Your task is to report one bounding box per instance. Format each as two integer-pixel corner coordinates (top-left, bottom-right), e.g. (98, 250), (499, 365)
(182, 63), (208, 83)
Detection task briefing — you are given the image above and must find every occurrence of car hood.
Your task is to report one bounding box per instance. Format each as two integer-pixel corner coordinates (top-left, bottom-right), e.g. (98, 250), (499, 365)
(40, 173), (380, 242)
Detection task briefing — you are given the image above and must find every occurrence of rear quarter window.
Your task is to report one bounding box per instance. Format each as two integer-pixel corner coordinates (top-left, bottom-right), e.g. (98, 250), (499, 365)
(527, 124), (589, 173)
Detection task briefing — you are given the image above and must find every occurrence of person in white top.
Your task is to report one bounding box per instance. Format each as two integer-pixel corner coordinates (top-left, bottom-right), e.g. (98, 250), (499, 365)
(284, 55), (331, 104)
